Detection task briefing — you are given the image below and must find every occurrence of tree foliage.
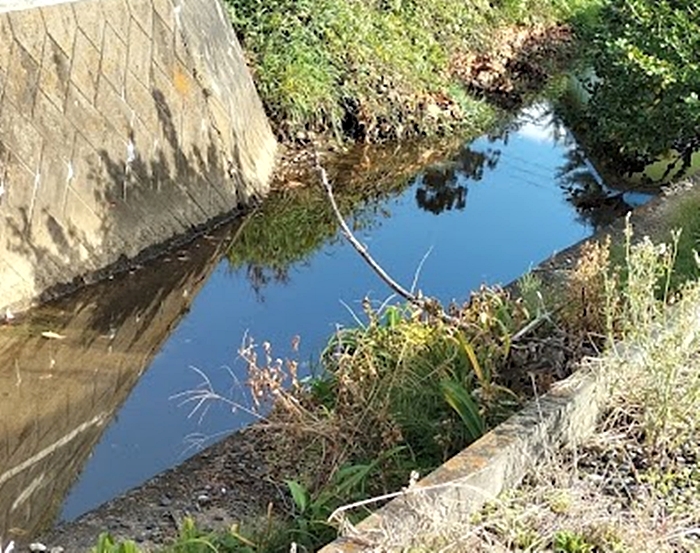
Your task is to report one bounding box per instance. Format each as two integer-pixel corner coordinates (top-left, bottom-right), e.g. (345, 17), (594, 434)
(584, 0), (700, 174)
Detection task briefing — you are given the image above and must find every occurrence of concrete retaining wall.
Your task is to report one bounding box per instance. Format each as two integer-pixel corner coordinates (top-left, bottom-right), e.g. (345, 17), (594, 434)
(0, 0), (276, 314)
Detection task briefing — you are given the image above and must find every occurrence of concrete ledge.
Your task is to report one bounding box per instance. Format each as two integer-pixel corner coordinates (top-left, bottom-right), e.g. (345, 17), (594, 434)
(320, 360), (611, 552)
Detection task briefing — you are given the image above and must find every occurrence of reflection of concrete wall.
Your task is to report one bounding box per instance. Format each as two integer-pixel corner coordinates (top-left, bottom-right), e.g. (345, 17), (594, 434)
(0, 0), (276, 314)
(0, 220), (236, 542)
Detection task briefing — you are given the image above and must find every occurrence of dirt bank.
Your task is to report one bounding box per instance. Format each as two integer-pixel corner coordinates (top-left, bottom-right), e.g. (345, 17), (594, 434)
(39, 426), (282, 552)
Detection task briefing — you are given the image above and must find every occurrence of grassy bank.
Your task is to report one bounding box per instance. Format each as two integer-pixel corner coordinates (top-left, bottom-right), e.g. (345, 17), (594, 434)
(408, 219), (700, 552)
(90, 188), (700, 552)
(225, 0), (598, 141)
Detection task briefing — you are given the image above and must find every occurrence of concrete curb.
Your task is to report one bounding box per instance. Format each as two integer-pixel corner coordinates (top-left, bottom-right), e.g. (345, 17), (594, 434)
(319, 359), (610, 552)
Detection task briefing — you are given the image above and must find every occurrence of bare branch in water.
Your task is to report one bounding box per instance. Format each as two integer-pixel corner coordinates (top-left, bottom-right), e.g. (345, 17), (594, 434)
(315, 151), (552, 343)
(314, 152), (471, 331)
(315, 152), (420, 304)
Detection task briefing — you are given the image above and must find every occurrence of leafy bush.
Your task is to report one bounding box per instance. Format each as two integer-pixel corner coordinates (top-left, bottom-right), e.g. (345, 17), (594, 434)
(582, 0), (700, 176)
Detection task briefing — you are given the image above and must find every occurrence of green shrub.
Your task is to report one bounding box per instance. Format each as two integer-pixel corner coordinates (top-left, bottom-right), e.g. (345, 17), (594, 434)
(225, 0), (590, 139)
(581, 1), (700, 175)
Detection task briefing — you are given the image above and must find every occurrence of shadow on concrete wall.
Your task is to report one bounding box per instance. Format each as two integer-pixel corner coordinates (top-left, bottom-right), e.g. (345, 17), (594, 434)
(2, 83), (256, 312)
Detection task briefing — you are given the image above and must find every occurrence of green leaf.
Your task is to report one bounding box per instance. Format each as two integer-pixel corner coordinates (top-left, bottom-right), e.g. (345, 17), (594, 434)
(286, 479), (310, 513)
(440, 379), (485, 442)
(382, 305), (402, 328)
(455, 332), (487, 387)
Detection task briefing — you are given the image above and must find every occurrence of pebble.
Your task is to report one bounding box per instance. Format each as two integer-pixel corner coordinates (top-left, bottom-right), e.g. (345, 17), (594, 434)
(197, 494), (211, 505)
(28, 545), (47, 552)
(160, 496), (172, 507)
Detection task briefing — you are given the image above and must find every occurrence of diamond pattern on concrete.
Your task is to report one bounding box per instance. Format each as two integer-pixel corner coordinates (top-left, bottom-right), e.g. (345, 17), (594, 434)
(150, 11), (173, 74)
(0, 0), (275, 314)
(64, 82), (113, 150)
(151, 0), (174, 31)
(70, 28), (101, 103)
(100, 23), (128, 95)
(4, 42), (40, 115)
(32, 89), (74, 148)
(126, 16), (151, 84)
(7, 9), (45, 65)
(71, 0), (105, 50)
(40, 3), (76, 59)
(126, 0), (152, 39)
(107, 0), (132, 41)
(0, 102), (43, 171)
(39, 36), (71, 112)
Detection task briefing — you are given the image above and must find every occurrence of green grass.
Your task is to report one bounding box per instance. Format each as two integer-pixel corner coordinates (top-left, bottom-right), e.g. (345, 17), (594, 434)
(666, 194), (700, 289)
(225, 0), (599, 140)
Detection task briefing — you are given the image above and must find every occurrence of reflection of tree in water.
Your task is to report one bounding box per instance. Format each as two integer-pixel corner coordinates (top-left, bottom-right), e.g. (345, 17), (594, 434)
(245, 265), (291, 299)
(415, 146), (501, 214)
(556, 138), (633, 230)
(233, 100), (653, 297)
(413, 100), (645, 226)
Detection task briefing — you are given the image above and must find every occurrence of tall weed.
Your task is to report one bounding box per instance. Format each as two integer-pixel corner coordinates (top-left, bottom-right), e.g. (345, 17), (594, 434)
(605, 218), (700, 454)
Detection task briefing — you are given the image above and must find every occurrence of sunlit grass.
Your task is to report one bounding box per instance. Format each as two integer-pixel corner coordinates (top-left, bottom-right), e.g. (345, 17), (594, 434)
(225, 0), (598, 139)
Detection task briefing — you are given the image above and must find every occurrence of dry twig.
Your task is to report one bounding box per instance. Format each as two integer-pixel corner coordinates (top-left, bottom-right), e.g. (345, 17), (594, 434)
(315, 152), (550, 341)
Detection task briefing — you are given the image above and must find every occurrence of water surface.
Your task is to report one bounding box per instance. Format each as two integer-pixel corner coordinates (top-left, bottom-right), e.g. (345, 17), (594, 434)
(0, 102), (654, 537)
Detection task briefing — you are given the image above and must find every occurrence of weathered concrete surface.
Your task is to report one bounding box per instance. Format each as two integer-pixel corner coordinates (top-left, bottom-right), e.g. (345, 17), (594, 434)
(0, 0), (276, 314)
(0, 219), (236, 543)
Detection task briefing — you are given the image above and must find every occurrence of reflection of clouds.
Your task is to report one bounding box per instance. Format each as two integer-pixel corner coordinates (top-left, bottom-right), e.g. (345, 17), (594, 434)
(515, 103), (557, 144)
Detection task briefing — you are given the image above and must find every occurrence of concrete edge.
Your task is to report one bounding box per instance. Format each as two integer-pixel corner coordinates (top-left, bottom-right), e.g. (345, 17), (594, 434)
(5, 204), (253, 318)
(0, 0), (79, 14)
(319, 359), (611, 552)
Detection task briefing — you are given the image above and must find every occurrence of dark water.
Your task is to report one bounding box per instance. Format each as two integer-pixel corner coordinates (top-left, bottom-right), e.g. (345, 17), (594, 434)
(0, 102), (654, 537)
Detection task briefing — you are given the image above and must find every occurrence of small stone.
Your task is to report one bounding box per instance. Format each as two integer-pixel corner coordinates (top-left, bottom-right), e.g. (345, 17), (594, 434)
(50, 548), (65, 553)
(29, 544), (47, 552)
(160, 496), (172, 507)
(196, 494), (211, 505)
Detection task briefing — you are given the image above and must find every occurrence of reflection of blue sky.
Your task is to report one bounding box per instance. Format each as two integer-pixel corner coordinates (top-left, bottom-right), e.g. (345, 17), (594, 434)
(515, 103), (558, 144)
(623, 191), (655, 208)
(61, 103), (613, 521)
